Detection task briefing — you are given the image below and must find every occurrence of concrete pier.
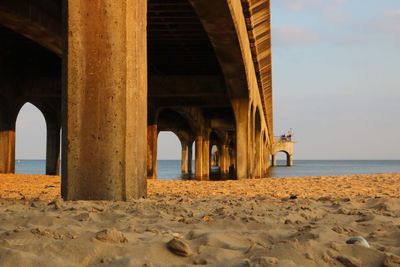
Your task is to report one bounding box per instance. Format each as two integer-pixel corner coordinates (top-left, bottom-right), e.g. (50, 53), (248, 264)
(0, 0), (275, 199)
(272, 136), (295, 167)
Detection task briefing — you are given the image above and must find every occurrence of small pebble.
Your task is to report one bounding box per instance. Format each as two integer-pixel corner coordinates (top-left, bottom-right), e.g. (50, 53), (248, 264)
(346, 236), (370, 248)
(166, 237), (192, 257)
(95, 229), (128, 243)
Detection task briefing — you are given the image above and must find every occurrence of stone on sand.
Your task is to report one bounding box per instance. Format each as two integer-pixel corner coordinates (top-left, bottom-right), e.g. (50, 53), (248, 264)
(95, 229), (128, 243)
(166, 237), (192, 257)
(346, 236), (370, 248)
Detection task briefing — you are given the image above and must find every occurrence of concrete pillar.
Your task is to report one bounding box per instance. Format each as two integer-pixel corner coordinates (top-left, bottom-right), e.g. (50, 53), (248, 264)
(254, 132), (262, 178)
(220, 143), (229, 175)
(195, 135), (203, 180)
(248, 108), (254, 178)
(181, 141), (188, 175)
(62, 0), (147, 200)
(147, 124), (157, 179)
(46, 120), (61, 176)
(232, 98), (249, 179)
(0, 98), (16, 174)
(187, 141), (193, 175)
(202, 129), (210, 180)
(287, 154), (294, 167)
(271, 154), (277, 167)
(0, 127), (15, 174)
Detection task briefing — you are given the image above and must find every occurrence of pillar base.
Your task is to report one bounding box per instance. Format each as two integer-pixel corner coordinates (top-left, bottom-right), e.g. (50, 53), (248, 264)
(0, 130), (15, 174)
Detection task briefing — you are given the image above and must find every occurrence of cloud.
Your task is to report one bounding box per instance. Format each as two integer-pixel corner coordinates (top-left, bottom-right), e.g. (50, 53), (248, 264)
(274, 26), (320, 47)
(377, 10), (400, 34)
(275, 0), (348, 23)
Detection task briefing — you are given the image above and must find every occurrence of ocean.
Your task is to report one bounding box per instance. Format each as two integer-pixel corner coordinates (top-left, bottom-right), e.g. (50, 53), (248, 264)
(15, 160), (400, 179)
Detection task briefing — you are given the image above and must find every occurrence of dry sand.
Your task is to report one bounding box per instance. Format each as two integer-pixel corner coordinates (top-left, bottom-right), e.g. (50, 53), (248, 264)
(0, 173), (400, 266)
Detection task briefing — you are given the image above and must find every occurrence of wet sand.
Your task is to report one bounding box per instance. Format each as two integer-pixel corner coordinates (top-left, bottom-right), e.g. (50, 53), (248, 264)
(0, 173), (399, 266)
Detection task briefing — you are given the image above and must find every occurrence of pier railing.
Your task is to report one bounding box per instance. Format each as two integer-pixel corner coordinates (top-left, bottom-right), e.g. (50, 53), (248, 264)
(274, 136), (293, 143)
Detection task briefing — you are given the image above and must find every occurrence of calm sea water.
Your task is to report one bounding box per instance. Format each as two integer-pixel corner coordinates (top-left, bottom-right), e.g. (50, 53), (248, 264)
(15, 160), (400, 179)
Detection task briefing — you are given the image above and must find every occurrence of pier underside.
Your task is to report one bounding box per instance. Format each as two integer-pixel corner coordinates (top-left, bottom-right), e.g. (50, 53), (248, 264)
(0, 0), (273, 200)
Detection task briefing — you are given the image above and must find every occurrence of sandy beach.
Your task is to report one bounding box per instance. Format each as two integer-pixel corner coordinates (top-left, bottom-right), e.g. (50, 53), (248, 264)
(0, 173), (400, 266)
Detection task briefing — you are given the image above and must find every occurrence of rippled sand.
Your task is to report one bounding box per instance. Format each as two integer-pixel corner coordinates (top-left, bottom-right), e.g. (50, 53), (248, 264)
(0, 173), (399, 266)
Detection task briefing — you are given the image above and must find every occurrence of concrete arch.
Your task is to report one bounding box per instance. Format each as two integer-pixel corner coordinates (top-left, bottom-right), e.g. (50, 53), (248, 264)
(188, 0), (250, 99)
(157, 108), (194, 136)
(271, 150), (293, 167)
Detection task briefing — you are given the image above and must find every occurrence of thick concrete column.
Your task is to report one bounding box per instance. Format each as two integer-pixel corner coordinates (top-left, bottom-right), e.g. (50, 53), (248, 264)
(202, 129), (210, 180)
(0, 99), (16, 174)
(220, 143), (229, 175)
(271, 154), (277, 167)
(287, 154), (294, 167)
(254, 131), (262, 178)
(195, 135), (203, 180)
(232, 98), (249, 179)
(46, 120), (61, 176)
(63, 0), (147, 200)
(0, 126), (15, 174)
(147, 124), (157, 179)
(181, 141), (188, 175)
(187, 141), (193, 175)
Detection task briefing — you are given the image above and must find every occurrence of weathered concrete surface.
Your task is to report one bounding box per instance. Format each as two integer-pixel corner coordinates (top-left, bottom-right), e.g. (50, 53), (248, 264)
(63, 0), (147, 200)
(0, 130), (15, 174)
(0, 96), (17, 174)
(232, 98), (249, 179)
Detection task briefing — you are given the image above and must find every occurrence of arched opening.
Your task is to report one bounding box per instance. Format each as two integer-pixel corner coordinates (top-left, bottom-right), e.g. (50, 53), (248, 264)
(253, 108), (262, 178)
(210, 144), (220, 173)
(272, 151), (291, 167)
(15, 103), (46, 174)
(157, 132), (181, 180)
(156, 108), (195, 180)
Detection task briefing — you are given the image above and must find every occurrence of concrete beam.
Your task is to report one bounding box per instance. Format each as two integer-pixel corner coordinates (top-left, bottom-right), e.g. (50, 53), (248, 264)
(0, 0), (62, 55)
(148, 75), (226, 97)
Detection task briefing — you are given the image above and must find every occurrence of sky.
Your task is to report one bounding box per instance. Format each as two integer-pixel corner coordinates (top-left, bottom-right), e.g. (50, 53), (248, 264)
(16, 0), (400, 160)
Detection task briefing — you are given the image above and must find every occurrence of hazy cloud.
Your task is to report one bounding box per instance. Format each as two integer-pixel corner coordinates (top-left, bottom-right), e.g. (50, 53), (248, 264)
(276, 0), (348, 23)
(377, 10), (400, 34)
(274, 25), (320, 46)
